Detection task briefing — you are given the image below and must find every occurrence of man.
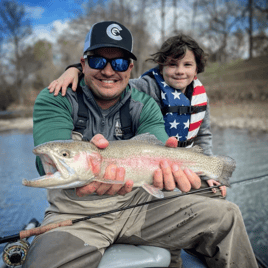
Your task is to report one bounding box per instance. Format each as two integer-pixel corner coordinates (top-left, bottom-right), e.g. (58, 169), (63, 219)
(24, 21), (258, 268)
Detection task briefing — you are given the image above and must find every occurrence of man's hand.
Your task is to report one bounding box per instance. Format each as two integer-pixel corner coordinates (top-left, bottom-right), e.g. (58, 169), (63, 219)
(48, 67), (80, 96)
(153, 137), (201, 192)
(76, 134), (133, 197)
(206, 179), (227, 197)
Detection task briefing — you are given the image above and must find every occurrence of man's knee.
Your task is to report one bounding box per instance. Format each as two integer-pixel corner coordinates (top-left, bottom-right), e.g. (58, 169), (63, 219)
(23, 231), (102, 268)
(204, 199), (243, 231)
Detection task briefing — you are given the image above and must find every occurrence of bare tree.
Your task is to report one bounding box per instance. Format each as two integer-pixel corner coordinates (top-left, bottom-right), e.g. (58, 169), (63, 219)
(31, 40), (58, 90)
(173, 0), (178, 34)
(0, 0), (32, 105)
(255, 0), (268, 13)
(161, 0), (166, 43)
(195, 0), (247, 62)
(248, 0), (253, 59)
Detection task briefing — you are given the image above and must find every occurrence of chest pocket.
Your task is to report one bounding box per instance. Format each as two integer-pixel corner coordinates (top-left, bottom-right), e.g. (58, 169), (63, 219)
(73, 86), (134, 140)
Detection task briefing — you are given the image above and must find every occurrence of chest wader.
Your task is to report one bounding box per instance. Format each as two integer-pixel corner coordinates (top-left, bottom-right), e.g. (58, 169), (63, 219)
(73, 86), (134, 140)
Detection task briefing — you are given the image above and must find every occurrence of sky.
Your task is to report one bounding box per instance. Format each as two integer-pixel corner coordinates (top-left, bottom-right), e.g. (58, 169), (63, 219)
(18, 0), (193, 44)
(19, 0), (86, 42)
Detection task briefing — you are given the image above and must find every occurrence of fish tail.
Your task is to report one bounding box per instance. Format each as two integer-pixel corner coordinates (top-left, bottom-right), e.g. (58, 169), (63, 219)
(217, 156), (236, 187)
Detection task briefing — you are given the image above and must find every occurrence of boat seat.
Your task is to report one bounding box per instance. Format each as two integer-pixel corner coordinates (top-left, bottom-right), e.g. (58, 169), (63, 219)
(98, 244), (208, 268)
(97, 245), (171, 268)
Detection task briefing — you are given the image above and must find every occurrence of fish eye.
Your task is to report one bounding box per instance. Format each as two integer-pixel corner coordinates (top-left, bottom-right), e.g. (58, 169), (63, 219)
(60, 150), (71, 158)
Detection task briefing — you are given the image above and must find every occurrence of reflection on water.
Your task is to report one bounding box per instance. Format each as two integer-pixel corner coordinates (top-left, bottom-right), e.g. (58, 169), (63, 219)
(212, 127), (268, 266)
(0, 128), (267, 265)
(0, 132), (48, 257)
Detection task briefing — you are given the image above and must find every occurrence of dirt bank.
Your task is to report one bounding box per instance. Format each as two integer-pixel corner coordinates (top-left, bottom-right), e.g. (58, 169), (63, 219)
(210, 101), (268, 132)
(0, 118), (33, 133)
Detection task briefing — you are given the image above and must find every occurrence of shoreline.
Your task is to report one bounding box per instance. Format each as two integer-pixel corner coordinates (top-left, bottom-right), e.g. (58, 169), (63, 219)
(1, 101), (268, 133)
(0, 118), (33, 133)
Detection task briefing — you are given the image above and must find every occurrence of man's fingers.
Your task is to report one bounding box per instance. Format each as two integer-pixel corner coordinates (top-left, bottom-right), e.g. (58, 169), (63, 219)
(95, 165), (117, 195)
(206, 179), (217, 193)
(172, 164), (191, 192)
(117, 180), (134, 195)
(90, 134), (109, 149)
(153, 168), (164, 190)
(184, 168), (201, 189)
(76, 181), (101, 197)
(106, 167), (126, 195)
(220, 186), (227, 197)
(206, 179), (226, 197)
(160, 160), (176, 190)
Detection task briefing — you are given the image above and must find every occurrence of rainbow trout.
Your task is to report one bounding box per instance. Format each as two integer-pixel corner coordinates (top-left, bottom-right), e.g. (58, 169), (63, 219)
(22, 134), (236, 197)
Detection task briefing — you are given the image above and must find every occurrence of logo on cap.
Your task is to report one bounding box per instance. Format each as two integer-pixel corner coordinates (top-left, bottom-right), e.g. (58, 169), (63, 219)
(106, 23), (122, 41)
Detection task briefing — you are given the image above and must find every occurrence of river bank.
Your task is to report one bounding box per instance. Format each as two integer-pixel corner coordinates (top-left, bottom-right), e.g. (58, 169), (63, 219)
(0, 102), (268, 133)
(210, 101), (268, 132)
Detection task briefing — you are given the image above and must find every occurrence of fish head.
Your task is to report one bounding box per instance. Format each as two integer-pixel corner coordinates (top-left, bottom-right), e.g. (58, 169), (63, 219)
(26, 140), (102, 189)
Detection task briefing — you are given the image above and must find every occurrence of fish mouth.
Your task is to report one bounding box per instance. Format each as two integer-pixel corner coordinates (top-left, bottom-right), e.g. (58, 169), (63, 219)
(23, 149), (87, 189)
(36, 152), (74, 180)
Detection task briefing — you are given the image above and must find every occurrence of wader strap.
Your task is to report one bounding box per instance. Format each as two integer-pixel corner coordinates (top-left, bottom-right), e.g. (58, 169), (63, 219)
(177, 139), (194, 147)
(73, 86), (88, 135)
(162, 105), (207, 115)
(74, 87), (134, 139)
(120, 98), (134, 140)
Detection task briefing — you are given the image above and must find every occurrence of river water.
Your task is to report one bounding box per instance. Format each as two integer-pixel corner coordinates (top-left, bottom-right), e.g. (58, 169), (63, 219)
(0, 128), (267, 266)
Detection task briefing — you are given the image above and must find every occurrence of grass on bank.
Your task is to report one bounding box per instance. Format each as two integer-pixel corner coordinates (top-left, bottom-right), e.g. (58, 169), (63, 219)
(199, 55), (268, 103)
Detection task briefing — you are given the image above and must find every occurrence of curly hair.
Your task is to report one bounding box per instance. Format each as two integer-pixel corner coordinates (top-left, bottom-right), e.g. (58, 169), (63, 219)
(148, 34), (208, 74)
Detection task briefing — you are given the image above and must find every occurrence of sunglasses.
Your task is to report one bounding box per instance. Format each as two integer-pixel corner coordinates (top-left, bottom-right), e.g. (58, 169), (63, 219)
(85, 56), (131, 72)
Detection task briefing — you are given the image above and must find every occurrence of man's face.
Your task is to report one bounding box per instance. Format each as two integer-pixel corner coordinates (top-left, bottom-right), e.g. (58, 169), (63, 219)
(81, 47), (133, 106)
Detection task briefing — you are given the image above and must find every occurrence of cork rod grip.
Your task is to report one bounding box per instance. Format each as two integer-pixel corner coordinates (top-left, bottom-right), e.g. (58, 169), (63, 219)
(19, 219), (73, 239)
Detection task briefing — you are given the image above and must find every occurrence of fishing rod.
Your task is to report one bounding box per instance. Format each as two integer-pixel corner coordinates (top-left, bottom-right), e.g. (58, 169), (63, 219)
(0, 184), (224, 244)
(2, 173), (268, 244)
(1, 174), (267, 267)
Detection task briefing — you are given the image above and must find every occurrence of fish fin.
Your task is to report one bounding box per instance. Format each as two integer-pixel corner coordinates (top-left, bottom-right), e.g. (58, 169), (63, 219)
(92, 178), (125, 184)
(142, 183), (164, 198)
(173, 187), (182, 194)
(130, 133), (164, 146)
(216, 155), (236, 187)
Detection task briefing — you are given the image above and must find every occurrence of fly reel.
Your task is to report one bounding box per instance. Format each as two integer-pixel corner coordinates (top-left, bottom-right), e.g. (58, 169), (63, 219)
(2, 239), (30, 268)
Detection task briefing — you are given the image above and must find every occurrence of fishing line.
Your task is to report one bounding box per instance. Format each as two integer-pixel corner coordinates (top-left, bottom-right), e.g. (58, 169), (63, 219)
(231, 173), (268, 185)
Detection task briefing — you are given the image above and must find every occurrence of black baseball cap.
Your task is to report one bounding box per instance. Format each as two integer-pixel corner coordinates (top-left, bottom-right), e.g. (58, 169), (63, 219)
(83, 21), (137, 60)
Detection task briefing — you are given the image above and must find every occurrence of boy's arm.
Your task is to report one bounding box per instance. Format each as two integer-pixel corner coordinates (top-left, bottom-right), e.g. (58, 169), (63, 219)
(48, 65), (82, 96)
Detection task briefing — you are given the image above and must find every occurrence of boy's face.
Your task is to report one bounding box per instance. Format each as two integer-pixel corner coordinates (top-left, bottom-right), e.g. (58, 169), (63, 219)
(161, 49), (197, 93)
